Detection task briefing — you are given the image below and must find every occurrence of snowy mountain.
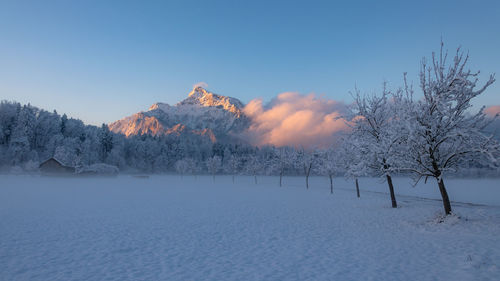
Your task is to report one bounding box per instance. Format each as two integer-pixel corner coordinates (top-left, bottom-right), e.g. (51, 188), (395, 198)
(109, 87), (250, 142)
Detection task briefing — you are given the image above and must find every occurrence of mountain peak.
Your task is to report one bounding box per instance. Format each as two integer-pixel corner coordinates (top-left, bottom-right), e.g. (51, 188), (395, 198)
(188, 86), (210, 98)
(180, 87), (244, 115)
(110, 87), (250, 141)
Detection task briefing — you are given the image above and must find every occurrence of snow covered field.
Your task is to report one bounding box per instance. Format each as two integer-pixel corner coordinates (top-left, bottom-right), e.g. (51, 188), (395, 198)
(1, 175), (499, 281)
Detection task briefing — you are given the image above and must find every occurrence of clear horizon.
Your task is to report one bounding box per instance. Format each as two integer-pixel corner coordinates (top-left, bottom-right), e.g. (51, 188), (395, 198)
(1, 0), (499, 125)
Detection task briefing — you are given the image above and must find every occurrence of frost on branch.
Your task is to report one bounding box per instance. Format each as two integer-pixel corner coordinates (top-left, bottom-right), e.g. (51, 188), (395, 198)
(401, 42), (499, 214)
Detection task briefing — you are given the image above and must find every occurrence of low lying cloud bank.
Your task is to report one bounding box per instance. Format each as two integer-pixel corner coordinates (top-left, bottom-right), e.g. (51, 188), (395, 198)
(484, 105), (500, 138)
(485, 105), (500, 117)
(242, 97), (499, 148)
(243, 92), (349, 148)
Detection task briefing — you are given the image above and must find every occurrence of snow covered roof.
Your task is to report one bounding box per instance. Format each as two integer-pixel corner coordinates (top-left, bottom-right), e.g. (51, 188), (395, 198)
(39, 157), (73, 168)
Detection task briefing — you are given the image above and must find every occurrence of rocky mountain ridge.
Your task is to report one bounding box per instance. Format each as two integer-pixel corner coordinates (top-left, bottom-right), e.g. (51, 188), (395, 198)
(108, 87), (249, 143)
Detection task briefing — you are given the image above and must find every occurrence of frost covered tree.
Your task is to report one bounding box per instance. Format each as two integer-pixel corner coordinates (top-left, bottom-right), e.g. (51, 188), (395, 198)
(403, 43), (499, 215)
(54, 146), (77, 166)
(348, 84), (407, 208)
(206, 155), (222, 182)
(174, 159), (190, 178)
(184, 158), (198, 177)
(317, 148), (343, 194)
(244, 154), (260, 184)
(9, 105), (37, 165)
(99, 124), (113, 162)
(60, 114), (68, 135)
(340, 135), (365, 198)
(274, 147), (294, 187)
(224, 154), (241, 183)
(299, 149), (314, 189)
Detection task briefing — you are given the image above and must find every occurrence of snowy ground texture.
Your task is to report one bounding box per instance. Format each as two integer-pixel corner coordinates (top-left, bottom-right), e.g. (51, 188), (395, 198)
(1, 175), (499, 281)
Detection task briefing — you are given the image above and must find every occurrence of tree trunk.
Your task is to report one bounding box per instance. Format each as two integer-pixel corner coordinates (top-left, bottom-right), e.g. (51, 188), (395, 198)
(254, 175), (257, 184)
(329, 174), (333, 194)
(437, 177), (452, 215)
(304, 163), (311, 189)
(279, 171), (283, 187)
(232, 175), (235, 184)
(355, 178), (360, 198)
(386, 174), (397, 208)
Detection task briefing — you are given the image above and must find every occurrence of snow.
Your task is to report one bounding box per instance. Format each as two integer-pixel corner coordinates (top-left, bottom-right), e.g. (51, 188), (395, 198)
(352, 177), (500, 207)
(1, 175), (499, 280)
(109, 87), (248, 138)
(76, 163), (119, 175)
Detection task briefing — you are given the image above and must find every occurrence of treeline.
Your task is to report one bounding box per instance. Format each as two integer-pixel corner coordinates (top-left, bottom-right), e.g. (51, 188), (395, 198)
(0, 101), (325, 176)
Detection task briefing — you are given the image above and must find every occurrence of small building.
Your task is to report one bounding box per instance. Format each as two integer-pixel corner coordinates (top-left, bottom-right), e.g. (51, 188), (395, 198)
(39, 157), (75, 175)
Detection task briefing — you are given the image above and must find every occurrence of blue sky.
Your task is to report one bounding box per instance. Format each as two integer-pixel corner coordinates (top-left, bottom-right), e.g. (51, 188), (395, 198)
(1, 0), (499, 125)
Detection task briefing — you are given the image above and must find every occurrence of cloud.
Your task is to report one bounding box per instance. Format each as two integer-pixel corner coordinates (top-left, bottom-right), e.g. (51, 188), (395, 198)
(243, 92), (349, 148)
(193, 81), (208, 89)
(484, 105), (500, 138)
(485, 105), (500, 117)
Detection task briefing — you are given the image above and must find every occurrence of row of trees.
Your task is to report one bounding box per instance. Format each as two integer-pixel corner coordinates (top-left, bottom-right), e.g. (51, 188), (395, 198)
(1, 43), (498, 215)
(173, 43), (500, 217)
(345, 43), (499, 215)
